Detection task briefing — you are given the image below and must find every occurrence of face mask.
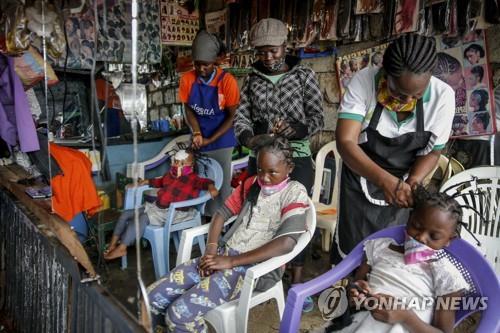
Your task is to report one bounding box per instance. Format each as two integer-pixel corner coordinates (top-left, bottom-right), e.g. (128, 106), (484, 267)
(403, 232), (438, 265)
(263, 56), (285, 72)
(257, 177), (289, 196)
(377, 76), (417, 112)
(170, 165), (193, 178)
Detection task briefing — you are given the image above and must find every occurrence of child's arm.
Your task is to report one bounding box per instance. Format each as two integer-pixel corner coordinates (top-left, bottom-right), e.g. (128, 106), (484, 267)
(349, 256), (373, 306)
(199, 235), (296, 271)
(369, 291), (461, 333)
(207, 183), (218, 198)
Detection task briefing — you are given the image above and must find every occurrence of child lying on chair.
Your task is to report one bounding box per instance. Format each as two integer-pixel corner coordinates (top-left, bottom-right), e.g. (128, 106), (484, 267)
(336, 187), (469, 333)
(146, 136), (310, 332)
(104, 149), (218, 260)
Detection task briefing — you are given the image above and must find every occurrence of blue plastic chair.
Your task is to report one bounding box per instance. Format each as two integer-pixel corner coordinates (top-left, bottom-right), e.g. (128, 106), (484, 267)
(121, 158), (223, 279)
(279, 225), (500, 333)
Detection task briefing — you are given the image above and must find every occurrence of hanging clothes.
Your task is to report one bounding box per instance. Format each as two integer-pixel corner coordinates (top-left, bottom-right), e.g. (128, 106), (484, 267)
(49, 143), (101, 222)
(0, 55), (40, 153)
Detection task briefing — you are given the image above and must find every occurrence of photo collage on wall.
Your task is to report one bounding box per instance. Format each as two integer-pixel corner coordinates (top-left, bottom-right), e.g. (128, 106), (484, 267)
(335, 30), (495, 138)
(160, 0), (199, 46)
(335, 43), (389, 96)
(435, 30), (495, 137)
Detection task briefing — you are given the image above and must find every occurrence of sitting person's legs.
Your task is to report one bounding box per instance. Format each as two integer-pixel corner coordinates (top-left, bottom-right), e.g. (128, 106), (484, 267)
(148, 249), (249, 332)
(105, 207), (148, 259)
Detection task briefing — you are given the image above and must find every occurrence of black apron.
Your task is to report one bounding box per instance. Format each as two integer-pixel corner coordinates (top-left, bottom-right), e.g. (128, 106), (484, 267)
(331, 99), (432, 264)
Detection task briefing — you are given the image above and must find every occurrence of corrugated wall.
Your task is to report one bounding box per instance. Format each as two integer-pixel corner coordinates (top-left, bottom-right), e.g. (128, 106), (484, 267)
(0, 190), (145, 333)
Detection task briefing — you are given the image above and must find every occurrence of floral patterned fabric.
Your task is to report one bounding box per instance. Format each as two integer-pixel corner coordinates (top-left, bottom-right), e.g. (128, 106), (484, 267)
(96, 0), (161, 64)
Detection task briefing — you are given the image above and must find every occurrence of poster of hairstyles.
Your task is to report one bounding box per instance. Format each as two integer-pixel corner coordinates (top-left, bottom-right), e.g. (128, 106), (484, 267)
(335, 43), (389, 96)
(160, 0), (199, 46)
(434, 30), (495, 137)
(335, 30), (495, 138)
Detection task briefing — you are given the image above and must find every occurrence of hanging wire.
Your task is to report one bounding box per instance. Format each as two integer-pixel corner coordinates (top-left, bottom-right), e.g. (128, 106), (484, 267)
(40, 0), (54, 213)
(130, 0), (152, 329)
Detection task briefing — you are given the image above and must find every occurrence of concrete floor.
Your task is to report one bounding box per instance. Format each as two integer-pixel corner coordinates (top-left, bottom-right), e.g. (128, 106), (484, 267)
(87, 234), (479, 333)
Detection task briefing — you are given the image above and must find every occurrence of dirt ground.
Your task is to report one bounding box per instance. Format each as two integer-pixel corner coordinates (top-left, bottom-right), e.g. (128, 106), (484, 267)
(87, 233), (480, 333)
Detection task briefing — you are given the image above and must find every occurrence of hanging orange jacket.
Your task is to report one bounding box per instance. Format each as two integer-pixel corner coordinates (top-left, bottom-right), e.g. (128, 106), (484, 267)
(49, 143), (101, 222)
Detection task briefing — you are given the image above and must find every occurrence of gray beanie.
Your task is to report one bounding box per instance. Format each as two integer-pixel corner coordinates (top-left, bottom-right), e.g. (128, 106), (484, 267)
(192, 30), (221, 62)
(249, 18), (288, 48)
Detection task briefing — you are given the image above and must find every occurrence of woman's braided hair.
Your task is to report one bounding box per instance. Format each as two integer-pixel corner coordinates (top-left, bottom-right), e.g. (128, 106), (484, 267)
(383, 33), (437, 77)
(413, 186), (463, 234)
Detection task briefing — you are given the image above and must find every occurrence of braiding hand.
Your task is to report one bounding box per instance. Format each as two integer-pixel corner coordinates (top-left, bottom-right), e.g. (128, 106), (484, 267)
(272, 118), (296, 138)
(382, 177), (413, 208)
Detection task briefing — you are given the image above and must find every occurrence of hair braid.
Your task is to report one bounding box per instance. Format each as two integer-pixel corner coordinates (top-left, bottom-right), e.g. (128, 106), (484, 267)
(383, 33), (437, 77)
(413, 186), (462, 233)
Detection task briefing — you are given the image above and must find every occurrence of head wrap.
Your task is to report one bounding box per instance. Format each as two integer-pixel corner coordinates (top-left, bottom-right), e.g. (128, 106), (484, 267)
(249, 18), (288, 48)
(192, 30), (221, 62)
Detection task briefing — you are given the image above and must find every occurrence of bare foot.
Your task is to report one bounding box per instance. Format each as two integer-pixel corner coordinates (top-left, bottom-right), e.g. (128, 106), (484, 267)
(104, 235), (120, 255)
(104, 244), (127, 260)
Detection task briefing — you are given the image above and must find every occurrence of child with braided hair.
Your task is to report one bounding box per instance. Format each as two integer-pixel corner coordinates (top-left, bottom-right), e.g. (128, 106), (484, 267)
(332, 33), (455, 265)
(333, 187), (469, 333)
(146, 135), (310, 332)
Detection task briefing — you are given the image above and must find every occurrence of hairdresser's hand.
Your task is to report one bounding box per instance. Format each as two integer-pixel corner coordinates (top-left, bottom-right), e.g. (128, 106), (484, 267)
(191, 134), (204, 150)
(198, 254), (233, 271)
(272, 118), (296, 138)
(370, 294), (409, 324)
(381, 176), (413, 208)
(246, 134), (272, 150)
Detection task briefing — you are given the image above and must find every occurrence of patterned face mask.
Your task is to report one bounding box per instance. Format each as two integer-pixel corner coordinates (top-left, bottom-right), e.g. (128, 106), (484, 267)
(377, 76), (417, 112)
(257, 177), (289, 196)
(263, 56), (285, 72)
(170, 165), (193, 178)
(403, 232), (438, 265)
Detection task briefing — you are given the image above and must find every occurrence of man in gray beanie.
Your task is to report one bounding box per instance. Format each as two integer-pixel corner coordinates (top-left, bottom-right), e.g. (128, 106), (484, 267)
(235, 18), (324, 312)
(179, 30), (240, 217)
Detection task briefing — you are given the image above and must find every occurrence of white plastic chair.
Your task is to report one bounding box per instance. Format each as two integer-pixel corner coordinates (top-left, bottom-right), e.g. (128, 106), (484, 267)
(311, 141), (341, 252)
(176, 198), (317, 333)
(440, 166), (500, 275)
(126, 134), (191, 178)
(121, 158), (223, 278)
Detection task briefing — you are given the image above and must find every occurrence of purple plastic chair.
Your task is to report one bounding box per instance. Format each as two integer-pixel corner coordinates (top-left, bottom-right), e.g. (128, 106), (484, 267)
(279, 225), (500, 333)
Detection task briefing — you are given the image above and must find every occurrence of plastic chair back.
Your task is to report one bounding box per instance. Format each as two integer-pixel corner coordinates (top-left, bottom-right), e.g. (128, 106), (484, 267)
(311, 140), (341, 204)
(440, 166), (500, 275)
(279, 225), (500, 333)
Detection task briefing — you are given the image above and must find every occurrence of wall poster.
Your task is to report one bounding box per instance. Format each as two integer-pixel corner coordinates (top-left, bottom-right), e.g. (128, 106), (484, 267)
(435, 30), (496, 137)
(160, 0), (199, 46)
(335, 30), (496, 138)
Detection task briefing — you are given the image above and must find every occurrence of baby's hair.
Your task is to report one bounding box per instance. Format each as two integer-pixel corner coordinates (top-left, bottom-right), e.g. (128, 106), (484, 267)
(383, 33), (437, 77)
(463, 44), (485, 58)
(165, 143), (210, 174)
(413, 186), (462, 234)
(433, 52), (462, 78)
